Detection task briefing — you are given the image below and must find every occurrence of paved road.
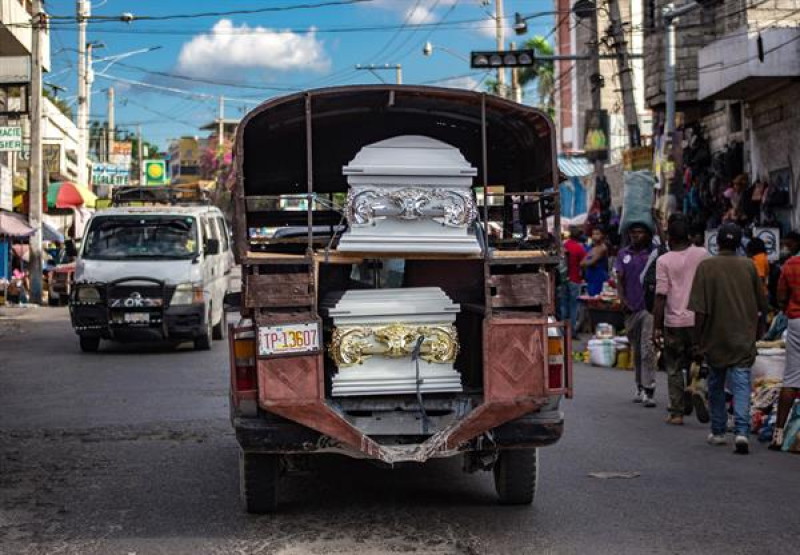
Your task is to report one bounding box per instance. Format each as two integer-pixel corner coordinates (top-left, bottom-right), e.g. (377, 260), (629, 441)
(1, 307), (798, 554)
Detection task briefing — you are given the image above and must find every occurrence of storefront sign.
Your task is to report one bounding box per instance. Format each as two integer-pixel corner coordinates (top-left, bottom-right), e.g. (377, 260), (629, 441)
(143, 159), (167, 185)
(753, 227), (781, 262)
(0, 126), (23, 151)
(583, 110), (609, 163)
(92, 163), (130, 186)
(109, 141), (132, 167)
(44, 144), (61, 174)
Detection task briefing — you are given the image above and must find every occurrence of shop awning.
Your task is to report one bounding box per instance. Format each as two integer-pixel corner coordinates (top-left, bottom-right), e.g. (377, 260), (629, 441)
(0, 210), (35, 238)
(557, 155), (593, 178)
(0, 211), (65, 242)
(47, 181), (97, 210)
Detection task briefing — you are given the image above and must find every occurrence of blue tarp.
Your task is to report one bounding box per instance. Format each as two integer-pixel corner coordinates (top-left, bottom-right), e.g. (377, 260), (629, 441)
(560, 177), (588, 218)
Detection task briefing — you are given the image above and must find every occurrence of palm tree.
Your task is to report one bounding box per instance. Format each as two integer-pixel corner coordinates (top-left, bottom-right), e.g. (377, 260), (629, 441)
(518, 36), (555, 117)
(483, 36), (555, 117)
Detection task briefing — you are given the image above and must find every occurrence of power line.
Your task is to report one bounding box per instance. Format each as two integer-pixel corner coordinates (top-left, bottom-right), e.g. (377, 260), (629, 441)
(47, 0), (376, 23)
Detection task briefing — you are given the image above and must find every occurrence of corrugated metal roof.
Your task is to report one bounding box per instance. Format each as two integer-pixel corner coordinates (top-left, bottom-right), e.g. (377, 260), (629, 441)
(558, 155), (593, 177)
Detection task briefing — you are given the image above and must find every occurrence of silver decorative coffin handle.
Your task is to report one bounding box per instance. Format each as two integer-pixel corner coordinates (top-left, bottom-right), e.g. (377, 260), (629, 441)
(346, 187), (478, 228)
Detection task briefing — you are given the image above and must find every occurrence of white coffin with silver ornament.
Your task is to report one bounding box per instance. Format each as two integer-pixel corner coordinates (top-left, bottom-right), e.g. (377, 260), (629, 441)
(325, 287), (463, 397)
(337, 135), (481, 254)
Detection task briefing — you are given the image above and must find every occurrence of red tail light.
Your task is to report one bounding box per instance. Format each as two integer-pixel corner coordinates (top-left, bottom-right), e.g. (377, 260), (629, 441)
(547, 322), (573, 398)
(231, 328), (257, 394)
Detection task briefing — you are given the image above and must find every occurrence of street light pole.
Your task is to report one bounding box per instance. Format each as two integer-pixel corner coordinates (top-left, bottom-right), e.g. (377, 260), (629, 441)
(76, 0), (89, 186)
(29, 0), (45, 304)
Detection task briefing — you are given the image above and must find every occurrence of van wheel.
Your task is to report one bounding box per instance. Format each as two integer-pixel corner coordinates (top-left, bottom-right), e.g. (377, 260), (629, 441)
(212, 307), (227, 340)
(240, 451), (278, 514)
(194, 307), (213, 351)
(79, 336), (100, 353)
(493, 448), (538, 505)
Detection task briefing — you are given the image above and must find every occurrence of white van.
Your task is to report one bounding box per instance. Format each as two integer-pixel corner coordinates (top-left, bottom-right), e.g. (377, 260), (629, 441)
(69, 197), (234, 352)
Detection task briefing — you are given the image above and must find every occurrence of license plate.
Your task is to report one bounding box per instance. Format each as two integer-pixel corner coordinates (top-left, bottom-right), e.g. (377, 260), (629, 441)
(258, 322), (319, 356)
(124, 312), (150, 324)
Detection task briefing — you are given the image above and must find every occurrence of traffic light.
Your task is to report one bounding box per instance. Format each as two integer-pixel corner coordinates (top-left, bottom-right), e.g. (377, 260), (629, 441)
(470, 49), (535, 69)
(143, 159), (167, 185)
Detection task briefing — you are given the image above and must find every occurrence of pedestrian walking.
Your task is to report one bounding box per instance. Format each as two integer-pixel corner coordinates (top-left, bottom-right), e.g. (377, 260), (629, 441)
(746, 237), (769, 298)
(689, 222), (767, 454)
(581, 227), (609, 296)
(561, 226), (586, 339)
(652, 217), (708, 425)
(615, 222), (657, 407)
(772, 243), (800, 449)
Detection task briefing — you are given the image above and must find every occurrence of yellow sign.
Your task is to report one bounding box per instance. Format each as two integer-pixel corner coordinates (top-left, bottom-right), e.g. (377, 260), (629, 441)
(143, 160), (167, 185)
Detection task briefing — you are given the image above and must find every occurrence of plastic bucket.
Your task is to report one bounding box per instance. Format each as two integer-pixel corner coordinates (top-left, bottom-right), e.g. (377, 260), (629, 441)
(588, 338), (617, 367)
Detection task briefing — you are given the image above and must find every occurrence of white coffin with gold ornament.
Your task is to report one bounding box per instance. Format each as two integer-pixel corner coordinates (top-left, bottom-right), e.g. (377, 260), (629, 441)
(337, 135), (481, 254)
(325, 287), (463, 397)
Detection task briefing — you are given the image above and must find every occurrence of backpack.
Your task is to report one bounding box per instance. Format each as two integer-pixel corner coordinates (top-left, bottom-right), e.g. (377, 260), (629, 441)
(641, 244), (667, 313)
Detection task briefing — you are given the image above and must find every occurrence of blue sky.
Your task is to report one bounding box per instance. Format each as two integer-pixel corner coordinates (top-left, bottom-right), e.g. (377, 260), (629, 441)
(45, 1), (555, 149)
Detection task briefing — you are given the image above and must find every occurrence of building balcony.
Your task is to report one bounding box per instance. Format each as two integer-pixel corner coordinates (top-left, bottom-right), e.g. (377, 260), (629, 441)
(698, 26), (800, 101)
(0, 0), (50, 69)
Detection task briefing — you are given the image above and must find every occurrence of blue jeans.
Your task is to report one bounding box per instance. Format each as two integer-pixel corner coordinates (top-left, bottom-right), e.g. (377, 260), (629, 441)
(559, 281), (581, 337)
(708, 366), (752, 436)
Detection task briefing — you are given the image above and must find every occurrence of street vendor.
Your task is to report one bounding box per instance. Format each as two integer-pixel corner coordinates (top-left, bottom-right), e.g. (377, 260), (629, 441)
(773, 236), (800, 450)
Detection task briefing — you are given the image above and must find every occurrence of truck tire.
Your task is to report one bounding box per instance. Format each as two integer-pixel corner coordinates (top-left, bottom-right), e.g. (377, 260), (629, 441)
(194, 307), (213, 351)
(493, 448), (538, 505)
(212, 308), (227, 340)
(240, 451), (278, 514)
(79, 336), (100, 353)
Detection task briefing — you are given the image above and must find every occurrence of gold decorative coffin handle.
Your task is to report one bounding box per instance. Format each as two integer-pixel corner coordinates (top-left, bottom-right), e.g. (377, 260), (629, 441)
(329, 323), (459, 367)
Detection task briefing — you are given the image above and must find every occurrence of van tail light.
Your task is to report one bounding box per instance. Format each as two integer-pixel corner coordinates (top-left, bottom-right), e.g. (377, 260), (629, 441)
(229, 325), (257, 402)
(546, 322), (573, 398)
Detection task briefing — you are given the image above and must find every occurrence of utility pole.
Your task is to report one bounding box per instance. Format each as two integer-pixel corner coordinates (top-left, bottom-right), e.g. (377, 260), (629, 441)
(107, 86), (114, 162)
(76, 0), (89, 185)
(29, 0), (45, 304)
(509, 41), (522, 103)
(606, 0), (641, 147)
(663, 3), (698, 139)
(585, 3), (605, 178)
(494, 0), (507, 98)
(137, 124), (143, 185)
(218, 95), (224, 154)
(354, 64), (402, 84)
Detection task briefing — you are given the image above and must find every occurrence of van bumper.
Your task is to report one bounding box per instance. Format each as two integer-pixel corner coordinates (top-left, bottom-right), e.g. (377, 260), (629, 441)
(71, 303), (208, 341)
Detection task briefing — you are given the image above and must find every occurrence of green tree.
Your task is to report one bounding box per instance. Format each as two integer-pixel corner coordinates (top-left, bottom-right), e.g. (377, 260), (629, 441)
(518, 36), (555, 117)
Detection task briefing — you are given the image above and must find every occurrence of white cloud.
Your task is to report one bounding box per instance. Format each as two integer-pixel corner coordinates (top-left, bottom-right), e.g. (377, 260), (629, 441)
(475, 17), (513, 40)
(435, 76), (481, 90)
(406, 5), (435, 24)
(176, 19), (331, 78)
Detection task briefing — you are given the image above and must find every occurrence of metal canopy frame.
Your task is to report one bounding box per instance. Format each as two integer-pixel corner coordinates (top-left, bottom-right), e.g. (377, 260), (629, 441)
(234, 85), (559, 261)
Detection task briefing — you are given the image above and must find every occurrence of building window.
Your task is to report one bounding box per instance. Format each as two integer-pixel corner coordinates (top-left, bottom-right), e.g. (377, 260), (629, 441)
(729, 102), (742, 133)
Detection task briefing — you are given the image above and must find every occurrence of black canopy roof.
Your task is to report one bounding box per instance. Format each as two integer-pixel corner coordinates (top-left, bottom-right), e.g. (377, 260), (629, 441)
(235, 85), (556, 198)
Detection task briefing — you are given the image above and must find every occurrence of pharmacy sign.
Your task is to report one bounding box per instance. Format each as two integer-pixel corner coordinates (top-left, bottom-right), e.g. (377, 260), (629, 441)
(0, 126), (23, 151)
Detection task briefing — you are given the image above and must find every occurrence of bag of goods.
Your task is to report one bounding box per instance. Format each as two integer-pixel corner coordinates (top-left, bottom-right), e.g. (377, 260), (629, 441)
(588, 338), (616, 367)
(752, 350), (785, 389)
(782, 399), (800, 453)
(620, 171), (656, 233)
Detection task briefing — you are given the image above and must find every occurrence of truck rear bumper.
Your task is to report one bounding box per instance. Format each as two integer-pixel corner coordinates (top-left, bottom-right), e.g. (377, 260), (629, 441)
(234, 410), (563, 457)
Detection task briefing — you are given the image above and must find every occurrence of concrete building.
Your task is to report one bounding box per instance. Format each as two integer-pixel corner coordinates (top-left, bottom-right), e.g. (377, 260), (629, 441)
(1, 0), (50, 213)
(168, 136), (202, 185)
(643, 0), (800, 229)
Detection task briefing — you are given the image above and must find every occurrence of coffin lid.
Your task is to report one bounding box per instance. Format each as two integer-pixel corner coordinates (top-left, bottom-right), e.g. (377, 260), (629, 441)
(326, 287), (459, 318)
(343, 135), (476, 178)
